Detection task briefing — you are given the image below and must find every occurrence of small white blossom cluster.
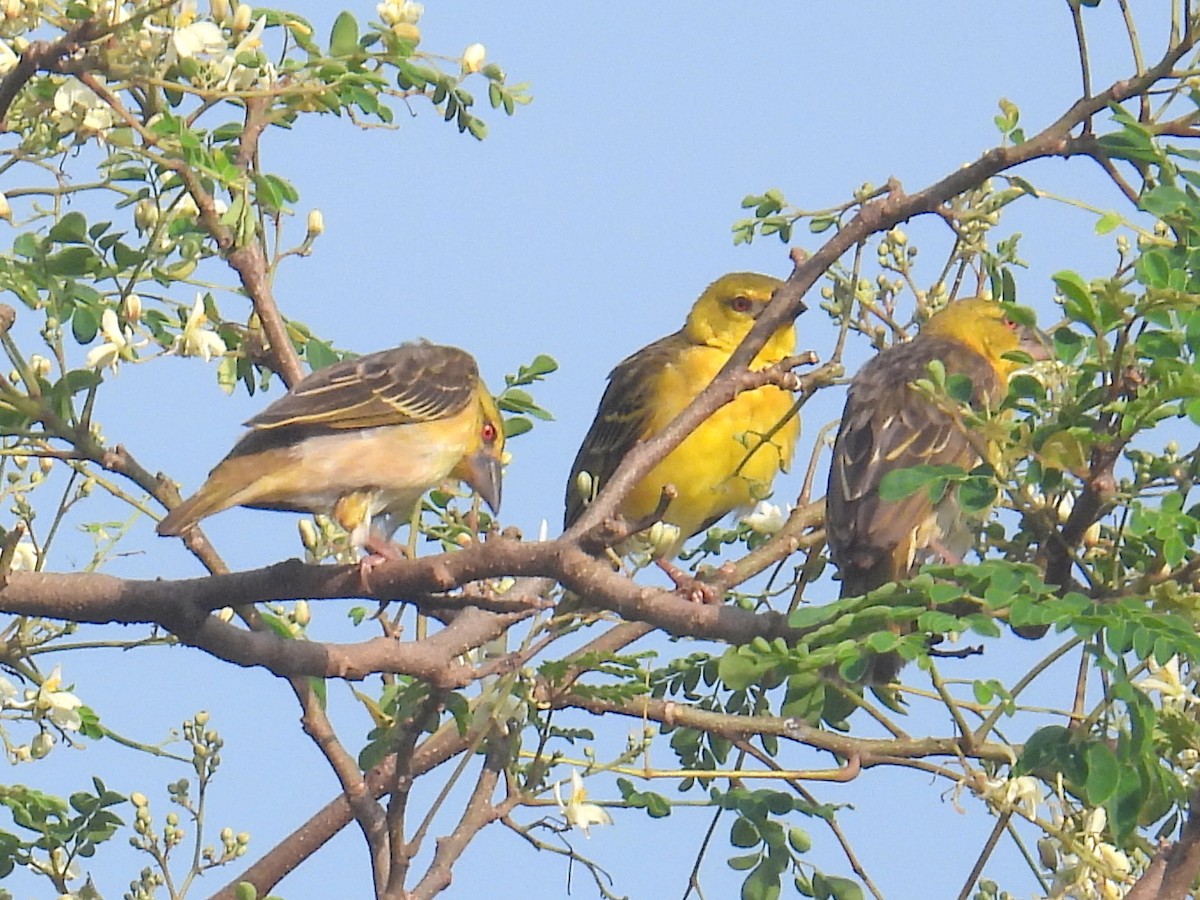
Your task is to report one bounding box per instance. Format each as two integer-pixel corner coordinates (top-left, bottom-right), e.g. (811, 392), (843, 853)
(975, 774), (1135, 899)
(86, 293), (227, 373)
(1134, 656), (1199, 709)
(169, 6), (271, 91)
(0, 666), (84, 762)
(27, 2), (275, 146)
(1047, 808), (1134, 900)
(172, 294), (228, 362)
(378, 0), (423, 26)
(377, 0), (422, 41)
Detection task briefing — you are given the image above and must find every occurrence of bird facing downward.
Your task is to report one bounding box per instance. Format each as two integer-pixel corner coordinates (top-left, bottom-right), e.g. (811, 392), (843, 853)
(565, 272), (799, 565)
(825, 297), (1047, 680)
(157, 342), (504, 556)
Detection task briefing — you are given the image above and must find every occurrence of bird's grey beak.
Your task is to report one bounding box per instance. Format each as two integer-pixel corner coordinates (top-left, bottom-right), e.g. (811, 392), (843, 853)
(1018, 323), (1052, 361)
(461, 450), (502, 513)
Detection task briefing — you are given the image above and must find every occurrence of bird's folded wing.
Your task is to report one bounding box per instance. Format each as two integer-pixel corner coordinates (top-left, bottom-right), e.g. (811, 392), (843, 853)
(564, 333), (682, 526)
(248, 343), (479, 432)
(828, 338), (999, 559)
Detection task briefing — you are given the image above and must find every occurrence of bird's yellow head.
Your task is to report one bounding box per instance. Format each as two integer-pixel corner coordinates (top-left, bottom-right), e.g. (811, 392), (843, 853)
(921, 297), (1047, 380)
(451, 385), (506, 513)
(683, 272), (794, 363)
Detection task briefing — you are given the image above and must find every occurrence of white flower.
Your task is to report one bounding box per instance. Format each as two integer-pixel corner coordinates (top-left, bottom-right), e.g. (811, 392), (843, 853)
(0, 40), (17, 75)
(216, 16), (271, 89)
(742, 500), (788, 535)
(378, 0), (422, 26)
(85, 309), (132, 372)
(461, 42), (486, 74)
(0, 675), (17, 706)
(173, 296), (227, 362)
(32, 666), (83, 731)
(1135, 656), (1196, 707)
(11, 541), (37, 571)
(1001, 775), (1041, 819)
(554, 769), (613, 837)
(53, 79), (115, 134)
(171, 19), (225, 60)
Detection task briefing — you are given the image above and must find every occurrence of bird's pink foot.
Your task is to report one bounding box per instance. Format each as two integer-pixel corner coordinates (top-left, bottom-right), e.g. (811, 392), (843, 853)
(358, 537), (408, 591)
(656, 559), (723, 604)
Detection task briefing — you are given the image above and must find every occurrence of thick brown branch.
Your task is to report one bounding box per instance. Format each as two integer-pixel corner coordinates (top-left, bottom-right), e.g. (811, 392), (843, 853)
(1127, 788), (1200, 900)
(0, 533), (809, 678)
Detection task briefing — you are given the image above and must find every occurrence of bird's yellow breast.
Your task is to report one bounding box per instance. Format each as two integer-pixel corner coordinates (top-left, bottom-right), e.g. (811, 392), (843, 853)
(622, 342), (797, 536)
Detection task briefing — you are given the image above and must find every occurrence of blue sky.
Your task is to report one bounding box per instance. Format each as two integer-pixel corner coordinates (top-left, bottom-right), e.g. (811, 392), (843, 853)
(6, 3), (1183, 898)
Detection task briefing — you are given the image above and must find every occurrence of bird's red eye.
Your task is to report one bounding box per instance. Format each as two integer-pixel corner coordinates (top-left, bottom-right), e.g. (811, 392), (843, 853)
(730, 295), (754, 313)
(481, 422), (498, 443)
(1003, 317), (1019, 330)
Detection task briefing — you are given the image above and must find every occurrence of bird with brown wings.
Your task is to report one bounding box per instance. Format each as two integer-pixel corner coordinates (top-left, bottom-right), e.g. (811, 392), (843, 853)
(157, 342), (504, 557)
(825, 298), (1047, 681)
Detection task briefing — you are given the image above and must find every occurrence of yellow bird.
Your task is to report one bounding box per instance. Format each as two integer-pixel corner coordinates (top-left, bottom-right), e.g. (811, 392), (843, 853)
(157, 342), (504, 555)
(825, 297), (1047, 679)
(565, 272), (798, 574)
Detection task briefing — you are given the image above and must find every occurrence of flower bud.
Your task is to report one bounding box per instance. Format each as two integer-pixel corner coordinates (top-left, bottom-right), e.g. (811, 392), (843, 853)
(0, 191), (11, 222)
(210, 0), (229, 23)
(30, 731), (54, 758)
(293, 599), (310, 627)
(123, 293), (143, 322)
(305, 208), (324, 239)
(391, 22), (420, 42)
(232, 3), (252, 31)
(462, 43), (486, 74)
(134, 198), (158, 233)
(298, 518), (319, 550)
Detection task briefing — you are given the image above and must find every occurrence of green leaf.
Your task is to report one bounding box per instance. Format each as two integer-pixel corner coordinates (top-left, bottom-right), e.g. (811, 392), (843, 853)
(958, 476), (998, 513)
(329, 11), (359, 57)
(47, 246), (101, 275)
(821, 875), (865, 900)
(788, 826), (812, 853)
(1085, 741), (1120, 806)
(304, 338), (340, 371)
(1136, 249), (1171, 289)
(731, 816), (760, 848)
(1095, 210), (1122, 234)
(71, 306), (99, 344)
(742, 863), (782, 900)
(48, 211), (89, 243)
(878, 465), (940, 502)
